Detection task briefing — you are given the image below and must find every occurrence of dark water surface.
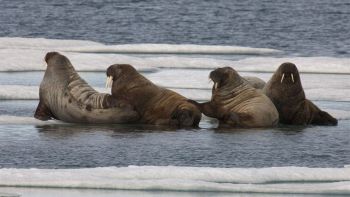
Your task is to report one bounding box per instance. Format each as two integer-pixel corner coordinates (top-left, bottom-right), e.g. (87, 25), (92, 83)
(0, 121), (349, 169)
(1, 0), (349, 56)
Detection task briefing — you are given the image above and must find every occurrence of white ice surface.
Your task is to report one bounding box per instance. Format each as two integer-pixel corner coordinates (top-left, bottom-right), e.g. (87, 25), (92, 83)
(0, 37), (102, 50)
(1, 37), (349, 74)
(1, 69), (348, 102)
(65, 43), (281, 55)
(0, 49), (157, 72)
(1, 49), (349, 73)
(0, 37), (281, 55)
(0, 115), (64, 125)
(1, 166), (350, 194)
(234, 57), (350, 74)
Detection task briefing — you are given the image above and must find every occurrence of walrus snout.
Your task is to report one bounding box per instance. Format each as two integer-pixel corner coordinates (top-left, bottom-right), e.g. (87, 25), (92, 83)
(106, 65), (119, 88)
(280, 72), (296, 84)
(278, 62), (299, 84)
(45, 52), (60, 63)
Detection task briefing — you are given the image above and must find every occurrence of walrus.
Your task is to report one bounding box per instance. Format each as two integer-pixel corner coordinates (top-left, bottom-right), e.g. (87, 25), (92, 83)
(189, 67), (279, 128)
(105, 64), (202, 127)
(243, 76), (266, 89)
(263, 62), (337, 126)
(34, 52), (139, 123)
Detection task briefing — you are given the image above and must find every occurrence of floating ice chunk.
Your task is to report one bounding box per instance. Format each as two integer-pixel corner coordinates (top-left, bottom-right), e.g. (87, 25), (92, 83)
(235, 57), (350, 74)
(65, 43), (281, 55)
(0, 49), (157, 72)
(0, 115), (64, 125)
(1, 166), (350, 194)
(0, 37), (102, 49)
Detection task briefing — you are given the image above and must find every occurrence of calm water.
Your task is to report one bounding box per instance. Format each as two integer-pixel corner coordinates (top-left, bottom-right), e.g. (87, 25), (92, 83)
(0, 118), (350, 169)
(1, 0), (350, 56)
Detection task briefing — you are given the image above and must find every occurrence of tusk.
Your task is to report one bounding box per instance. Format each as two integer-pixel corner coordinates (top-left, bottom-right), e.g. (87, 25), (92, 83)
(105, 76), (113, 88)
(280, 73), (285, 83)
(214, 82), (218, 90)
(291, 73), (295, 83)
(109, 76), (113, 88)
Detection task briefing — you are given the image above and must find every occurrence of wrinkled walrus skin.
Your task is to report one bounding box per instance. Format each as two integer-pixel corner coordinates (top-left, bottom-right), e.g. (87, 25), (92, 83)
(34, 52), (139, 123)
(190, 67), (279, 128)
(106, 64), (202, 127)
(263, 62), (337, 126)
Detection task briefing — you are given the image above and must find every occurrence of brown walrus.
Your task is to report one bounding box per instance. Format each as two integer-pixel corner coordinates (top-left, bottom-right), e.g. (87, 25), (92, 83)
(263, 62), (337, 126)
(243, 76), (266, 89)
(34, 52), (139, 123)
(106, 64), (202, 127)
(189, 67), (279, 128)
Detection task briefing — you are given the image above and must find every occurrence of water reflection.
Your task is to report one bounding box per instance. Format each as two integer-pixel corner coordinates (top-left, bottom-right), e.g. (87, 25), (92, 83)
(35, 123), (200, 139)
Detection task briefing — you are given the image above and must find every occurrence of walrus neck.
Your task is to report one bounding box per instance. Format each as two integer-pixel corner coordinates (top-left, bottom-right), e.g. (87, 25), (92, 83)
(44, 63), (77, 84)
(114, 73), (153, 92)
(112, 73), (157, 109)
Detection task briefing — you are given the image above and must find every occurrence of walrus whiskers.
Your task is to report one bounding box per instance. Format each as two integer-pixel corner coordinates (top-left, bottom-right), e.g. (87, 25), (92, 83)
(280, 73), (285, 83)
(291, 73), (294, 83)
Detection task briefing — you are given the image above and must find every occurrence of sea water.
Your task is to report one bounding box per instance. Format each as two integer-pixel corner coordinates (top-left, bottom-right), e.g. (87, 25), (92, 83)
(0, 1), (350, 196)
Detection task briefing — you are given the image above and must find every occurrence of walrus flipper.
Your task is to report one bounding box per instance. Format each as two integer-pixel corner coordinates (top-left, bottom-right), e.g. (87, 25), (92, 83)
(312, 110), (338, 126)
(221, 112), (240, 127)
(171, 108), (200, 127)
(188, 100), (216, 118)
(221, 112), (254, 128)
(302, 100), (338, 126)
(34, 101), (53, 121)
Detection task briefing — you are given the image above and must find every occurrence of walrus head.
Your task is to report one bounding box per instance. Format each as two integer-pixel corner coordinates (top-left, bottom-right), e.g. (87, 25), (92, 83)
(209, 67), (243, 91)
(44, 52), (74, 71)
(276, 62), (300, 85)
(105, 64), (137, 88)
(270, 62), (305, 99)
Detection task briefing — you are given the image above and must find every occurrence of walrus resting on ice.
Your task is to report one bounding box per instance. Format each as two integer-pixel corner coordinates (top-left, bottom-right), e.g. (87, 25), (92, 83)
(189, 67), (279, 128)
(34, 52), (139, 123)
(106, 64), (201, 127)
(263, 62), (337, 126)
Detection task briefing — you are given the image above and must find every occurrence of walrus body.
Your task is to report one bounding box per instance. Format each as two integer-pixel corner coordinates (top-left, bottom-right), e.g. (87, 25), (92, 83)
(34, 52), (139, 123)
(243, 76), (266, 89)
(191, 67), (279, 128)
(106, 64), (201, 127)
(263, 62), (337, 126)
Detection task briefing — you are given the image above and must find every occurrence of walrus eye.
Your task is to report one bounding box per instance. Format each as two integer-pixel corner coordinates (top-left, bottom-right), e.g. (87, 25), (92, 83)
(280, 73), (285, 83)
(291, 73), (295, 83)
(105, 76), (113, 88)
